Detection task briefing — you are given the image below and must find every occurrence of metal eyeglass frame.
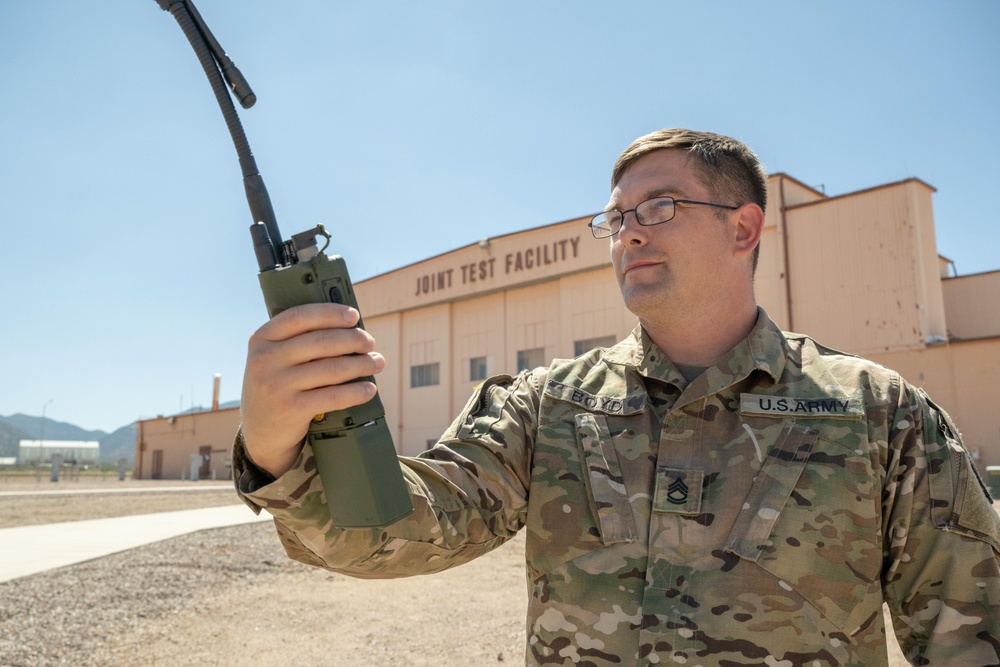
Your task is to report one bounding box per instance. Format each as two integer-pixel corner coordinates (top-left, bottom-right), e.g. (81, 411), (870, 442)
(588, 196), (739, 239)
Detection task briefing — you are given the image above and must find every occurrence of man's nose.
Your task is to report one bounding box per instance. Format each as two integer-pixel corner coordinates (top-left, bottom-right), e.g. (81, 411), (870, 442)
(617, 209), (647, 245)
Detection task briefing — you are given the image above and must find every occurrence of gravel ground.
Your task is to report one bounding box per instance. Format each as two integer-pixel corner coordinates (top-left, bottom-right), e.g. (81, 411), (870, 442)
(0, 479), (913, 666)
(0, 481), (526, 667)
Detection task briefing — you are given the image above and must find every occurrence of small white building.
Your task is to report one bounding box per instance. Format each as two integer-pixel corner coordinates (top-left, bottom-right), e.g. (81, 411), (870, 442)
(18, 440), (100, 466)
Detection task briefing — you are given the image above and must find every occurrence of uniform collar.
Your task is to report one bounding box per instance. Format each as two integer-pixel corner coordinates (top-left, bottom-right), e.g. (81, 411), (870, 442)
(606, 307), (788, 400)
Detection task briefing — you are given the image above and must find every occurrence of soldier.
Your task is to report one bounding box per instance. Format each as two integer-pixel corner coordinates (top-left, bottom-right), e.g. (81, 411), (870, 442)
(234, 128), (1000, 665)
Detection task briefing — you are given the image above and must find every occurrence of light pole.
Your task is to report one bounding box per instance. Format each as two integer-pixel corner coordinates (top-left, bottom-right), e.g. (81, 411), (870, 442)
(39, 399), (54, 446)
(41, 399), (61, 482)
(36, 399), (53, 481)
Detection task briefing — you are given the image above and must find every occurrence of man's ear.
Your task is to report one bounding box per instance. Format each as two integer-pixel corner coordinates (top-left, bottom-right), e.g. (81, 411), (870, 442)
(733, 203), (764, 259)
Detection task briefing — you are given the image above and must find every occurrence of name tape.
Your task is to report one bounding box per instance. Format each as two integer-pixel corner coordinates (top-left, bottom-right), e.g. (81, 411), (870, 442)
(546, 380), (629, 415)
(740, 394), (863, 419)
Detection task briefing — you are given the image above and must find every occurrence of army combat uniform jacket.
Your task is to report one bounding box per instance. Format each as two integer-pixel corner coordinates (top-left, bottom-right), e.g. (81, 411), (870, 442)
(235, 309), (1000, 666)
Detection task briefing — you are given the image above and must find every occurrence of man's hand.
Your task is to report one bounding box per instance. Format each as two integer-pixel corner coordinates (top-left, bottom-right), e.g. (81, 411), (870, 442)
(240, 303), (386, 478)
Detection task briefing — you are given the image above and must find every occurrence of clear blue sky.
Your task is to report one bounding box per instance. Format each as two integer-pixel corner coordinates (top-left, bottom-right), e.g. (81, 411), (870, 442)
(1, 1), (997, 433)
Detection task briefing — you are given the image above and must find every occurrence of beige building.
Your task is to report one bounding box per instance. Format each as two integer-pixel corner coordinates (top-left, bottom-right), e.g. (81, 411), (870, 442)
(135, 172), (1000, 478)
(134, 407), (238, 480)
(134, 375), (238, 480)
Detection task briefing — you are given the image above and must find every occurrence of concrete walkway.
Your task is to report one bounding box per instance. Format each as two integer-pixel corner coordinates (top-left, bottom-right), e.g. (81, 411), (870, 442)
(0, 504), (272, 583)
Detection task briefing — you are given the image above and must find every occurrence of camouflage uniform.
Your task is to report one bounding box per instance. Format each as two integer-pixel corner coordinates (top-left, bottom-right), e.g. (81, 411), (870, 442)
(235, 308), (1000, 666)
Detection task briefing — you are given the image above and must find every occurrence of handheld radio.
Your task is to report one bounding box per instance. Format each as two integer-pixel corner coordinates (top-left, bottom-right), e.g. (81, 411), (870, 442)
(156, 0), (413, 527)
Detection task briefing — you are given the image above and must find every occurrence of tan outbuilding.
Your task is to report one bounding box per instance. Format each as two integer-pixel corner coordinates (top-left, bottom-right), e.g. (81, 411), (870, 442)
(134, 407), (238, 480)
(135, 173), (1000, 479)
(134, 374), (237, 480)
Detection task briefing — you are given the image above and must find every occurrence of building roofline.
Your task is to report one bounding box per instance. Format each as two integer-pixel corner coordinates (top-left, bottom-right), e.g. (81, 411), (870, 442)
(784, 177), (936, 211)
(767, 172), (827, 198)
(943, 268), (1000, 281)
(356, 174), (936, 285)
(136, 405), (241, 426)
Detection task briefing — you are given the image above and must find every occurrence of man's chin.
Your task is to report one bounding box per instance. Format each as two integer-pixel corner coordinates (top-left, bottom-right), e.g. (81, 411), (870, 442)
(621, 287), (667, 317)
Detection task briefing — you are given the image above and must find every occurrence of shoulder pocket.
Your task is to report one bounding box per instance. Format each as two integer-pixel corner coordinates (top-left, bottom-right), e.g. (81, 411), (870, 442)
(923, 393), (1000, 553)
(951, 453), (1000, 553)
(455, 374), (515, 441)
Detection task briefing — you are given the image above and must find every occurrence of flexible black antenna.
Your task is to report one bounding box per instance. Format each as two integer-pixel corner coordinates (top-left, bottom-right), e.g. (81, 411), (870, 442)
(155, 0), (285, 267)
(183, 0), (256, 109)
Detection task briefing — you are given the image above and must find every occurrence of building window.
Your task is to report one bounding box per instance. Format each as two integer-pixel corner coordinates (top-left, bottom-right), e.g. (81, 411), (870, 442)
(517, 347), (545, 373)
(410, 362), (440, 388)
(469, 356), (488, 382)
(574, 335), (618, 356)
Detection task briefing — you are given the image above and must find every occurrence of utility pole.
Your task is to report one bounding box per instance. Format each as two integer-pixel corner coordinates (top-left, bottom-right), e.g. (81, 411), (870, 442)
(39, 399), (53, 447)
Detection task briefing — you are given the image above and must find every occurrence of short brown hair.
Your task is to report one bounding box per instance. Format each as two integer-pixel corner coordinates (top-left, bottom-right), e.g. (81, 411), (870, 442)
(612, 128), (767, 271)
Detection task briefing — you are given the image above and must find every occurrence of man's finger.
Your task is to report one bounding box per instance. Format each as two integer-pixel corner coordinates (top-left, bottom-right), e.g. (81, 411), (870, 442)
(284, 352), (386, 394)
(255, 303), (360, 342)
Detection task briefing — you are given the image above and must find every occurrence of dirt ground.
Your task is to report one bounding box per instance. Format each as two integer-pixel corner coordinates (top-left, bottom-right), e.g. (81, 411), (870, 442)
(0, 477), (912, 665)
(103, 530), (528, 667)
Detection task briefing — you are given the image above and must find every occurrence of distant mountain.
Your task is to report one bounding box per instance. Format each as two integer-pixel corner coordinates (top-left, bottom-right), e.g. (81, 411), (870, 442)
(100, 423), (138, 464)
(0, 414), (129, 464)
(0, 421), (29, 458)
(0, 403), (241, 465)
(0, 414), (107, 442)
(178, 400), (240, 416)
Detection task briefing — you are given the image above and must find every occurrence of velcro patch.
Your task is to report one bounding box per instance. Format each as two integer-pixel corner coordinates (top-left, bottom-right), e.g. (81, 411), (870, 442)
(740, 394), (863, 419)
(653, 468), (703, 515)
(545, 379), (630, 415)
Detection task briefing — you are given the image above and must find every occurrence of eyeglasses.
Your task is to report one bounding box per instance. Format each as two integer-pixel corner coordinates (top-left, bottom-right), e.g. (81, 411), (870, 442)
(588, 196), (739, 239)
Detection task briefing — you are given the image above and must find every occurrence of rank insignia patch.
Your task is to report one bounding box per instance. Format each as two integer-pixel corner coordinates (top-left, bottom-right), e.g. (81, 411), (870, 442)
(654, 467), (703, 514)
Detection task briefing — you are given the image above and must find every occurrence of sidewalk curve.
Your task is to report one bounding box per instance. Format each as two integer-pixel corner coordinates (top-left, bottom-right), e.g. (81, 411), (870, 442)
(0, 505), (272, 583)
